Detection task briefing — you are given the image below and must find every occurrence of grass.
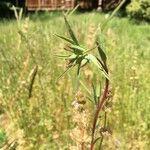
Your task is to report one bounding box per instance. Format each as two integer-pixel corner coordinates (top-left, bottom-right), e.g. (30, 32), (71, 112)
(0, 11), (150, 149)
(0, 128), (6, 147)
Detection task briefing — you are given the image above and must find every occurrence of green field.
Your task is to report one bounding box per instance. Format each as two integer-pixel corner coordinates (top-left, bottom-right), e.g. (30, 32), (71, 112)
(0, 12), (150, 149)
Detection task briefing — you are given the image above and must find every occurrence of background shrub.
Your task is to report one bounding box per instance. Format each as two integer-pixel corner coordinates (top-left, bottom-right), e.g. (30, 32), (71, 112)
(126, 0), (150, 21)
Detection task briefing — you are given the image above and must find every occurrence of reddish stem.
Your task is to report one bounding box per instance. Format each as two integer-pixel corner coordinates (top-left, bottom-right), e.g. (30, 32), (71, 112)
(90, 78), (109, 150)
(81, 142), (85, 150)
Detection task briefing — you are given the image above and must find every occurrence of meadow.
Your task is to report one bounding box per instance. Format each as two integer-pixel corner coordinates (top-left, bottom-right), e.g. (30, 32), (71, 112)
(0, 11), (150, 149)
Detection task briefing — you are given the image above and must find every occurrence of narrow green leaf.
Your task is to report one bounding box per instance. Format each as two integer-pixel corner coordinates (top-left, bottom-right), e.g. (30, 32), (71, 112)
(54, 54), (70, 58)
(65, 4), (79, 17)
(55, 34), (74, 44)
(96, 42), (107, 64)
(86, 54), (110, 80)
(70, 45), (85, 51)
(64, 15), (79, 45)
(92, 83), (98, 105)
(70, 45), (85, 54)
(86, 54), (102, 70)
(96, 82), (101, 99)
(101, 70), (110, 80)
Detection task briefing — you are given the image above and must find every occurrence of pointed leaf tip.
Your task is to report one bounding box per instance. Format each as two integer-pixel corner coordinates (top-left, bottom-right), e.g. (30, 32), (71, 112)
(64, 15), (79, 45)
(55, 34), (74, 44)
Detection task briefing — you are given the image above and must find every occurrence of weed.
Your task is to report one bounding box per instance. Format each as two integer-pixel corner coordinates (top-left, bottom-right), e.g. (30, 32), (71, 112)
(0, 7), (149, 150)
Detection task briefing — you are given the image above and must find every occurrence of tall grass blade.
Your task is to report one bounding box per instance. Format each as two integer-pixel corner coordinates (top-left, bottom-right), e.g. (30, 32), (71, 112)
(66, 4), (79, 17)
(27, 65), (38, 98)
(101, 0), (126, 31)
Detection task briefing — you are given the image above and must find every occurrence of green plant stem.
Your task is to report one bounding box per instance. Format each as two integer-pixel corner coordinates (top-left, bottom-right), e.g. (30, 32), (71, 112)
(75, 64), (81, 92)
(99, 136), (104, 150)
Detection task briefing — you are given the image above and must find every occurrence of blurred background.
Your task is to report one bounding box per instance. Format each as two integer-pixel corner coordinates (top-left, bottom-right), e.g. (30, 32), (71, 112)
(0, 0), (150, 149)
